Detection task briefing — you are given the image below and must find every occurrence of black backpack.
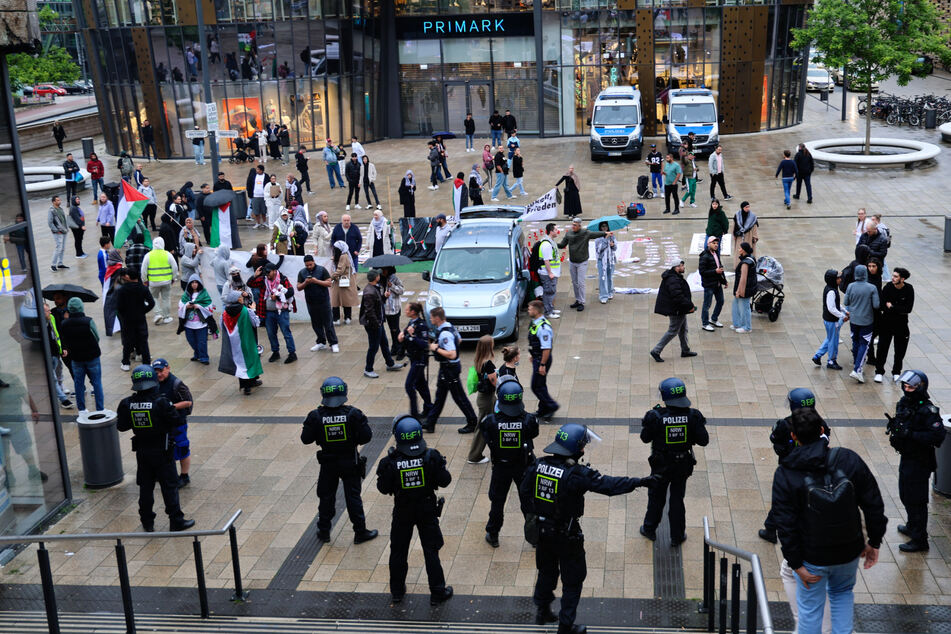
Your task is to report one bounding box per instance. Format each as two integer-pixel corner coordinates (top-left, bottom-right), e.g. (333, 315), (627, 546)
(802, 448), (863, 549)
(529, 240), (545, 273)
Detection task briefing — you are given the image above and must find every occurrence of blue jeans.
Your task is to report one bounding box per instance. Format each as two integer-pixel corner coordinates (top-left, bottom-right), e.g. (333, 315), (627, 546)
(731, 296), (752, 331)
(465, 134), (474, 150)
(701, 285), (724, 326)
(193, 144), (205, 165)
(326, 163), (344, 188)
(513, 176), (527, 195)
(796, 558), (859, 634)
(597, 259), (614, 301)
(265, 310), (296, 355)
(71, 358), (104, 411)
(781, 176), (794, 205)
(650, 172), (663, 192)
(815, 319), (841, 363)
(850, 323), (873, 373)
(492, 173), (514, 199)
(490, 130), (502, 148)
(91, 178), (105, 200)
(184, 326), (209, 362)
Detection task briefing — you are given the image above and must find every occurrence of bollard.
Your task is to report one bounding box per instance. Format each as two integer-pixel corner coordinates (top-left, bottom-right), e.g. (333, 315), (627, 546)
(115, 539), (136, 634)
(37, 543), (61, 634)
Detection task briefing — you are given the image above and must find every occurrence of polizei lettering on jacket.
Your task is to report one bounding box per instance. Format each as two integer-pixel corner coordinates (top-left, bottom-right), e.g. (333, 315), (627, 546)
(498, 421), (523, 430)
(663, 415), (688, 425)
(537, 462), (564, 478)
(322, 414), (348, 424)
(397, 458), (423, 470)
(423, 18), (505, 34)
(130, 402), (154, 409)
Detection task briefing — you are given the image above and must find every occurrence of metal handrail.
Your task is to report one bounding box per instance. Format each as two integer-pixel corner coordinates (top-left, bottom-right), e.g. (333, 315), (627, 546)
(702, 515), (774, 634)
(0, 509), (243, 544)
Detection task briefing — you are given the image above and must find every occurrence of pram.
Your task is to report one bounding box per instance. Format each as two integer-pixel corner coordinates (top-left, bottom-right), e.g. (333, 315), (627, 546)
(636, 174), (653, 199)
(229, 138), (254, 163)
(752, 255), (784, 322)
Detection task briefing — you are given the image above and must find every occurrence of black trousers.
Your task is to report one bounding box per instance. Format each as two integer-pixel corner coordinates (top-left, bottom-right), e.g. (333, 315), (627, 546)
(71, 227), (85, 256)
(709, 173), (728, 199)
(389, 501), (446, 597)
(306, 300), (337, 345)
(385, 313), (403, 357)
(875, 321), (909, 376)
(898, 457), (931, 545)
(136, 448), (185, 526)
(531, 356), (558, 415)
(664, 184), (680, 213)
(486, 462), (526, 534)
(642, 463), (691, 540)
(405, 361), (432, 418)
(101, 225), (115, 241)
(316, 461), (366, 534)
(120, 319), (151, 365)
(299, 170), (310, 192)
(534, 531), (586, 627)
(365, 323), (394, 372)
(143, 205), (157, 230)
(332, 306), (352, 321)
(426, 363), (477, 429)
(65, 180), (77, 200)
(347, 182), (360, 205)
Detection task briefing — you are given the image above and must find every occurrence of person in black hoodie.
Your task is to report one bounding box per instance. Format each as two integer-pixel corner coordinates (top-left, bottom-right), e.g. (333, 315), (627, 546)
(793, 143), (814, 204)
(650, 260), (696, 362)
(838, 244), (869, 292)
(296, 145), (312, 194)
(115, 268), (156, 369)
(812, 269), (847, 370)
(770, 408), (886, 634)
(698, 236), (726, 330)
(875, 267), (914, 381)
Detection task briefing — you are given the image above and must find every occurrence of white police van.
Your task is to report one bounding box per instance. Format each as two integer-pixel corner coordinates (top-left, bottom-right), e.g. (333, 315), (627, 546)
(589, 86), (643, 161)
(663, 88), (720, 157)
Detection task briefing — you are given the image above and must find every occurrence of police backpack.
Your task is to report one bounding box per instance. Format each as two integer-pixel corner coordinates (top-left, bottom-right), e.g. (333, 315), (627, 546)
(802, 448), (862, 548)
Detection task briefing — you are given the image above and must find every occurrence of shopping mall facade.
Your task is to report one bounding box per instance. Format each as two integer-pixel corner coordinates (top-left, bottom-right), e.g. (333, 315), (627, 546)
(75, 0), (810, 158)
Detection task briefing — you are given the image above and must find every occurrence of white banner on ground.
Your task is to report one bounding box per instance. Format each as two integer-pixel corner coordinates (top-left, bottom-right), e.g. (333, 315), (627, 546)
(520, 188), (559, 222)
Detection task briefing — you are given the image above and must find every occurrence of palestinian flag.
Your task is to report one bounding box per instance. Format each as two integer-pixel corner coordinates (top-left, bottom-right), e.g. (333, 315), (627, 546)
(210, 202), (233, 248)
(451, 178), (466, 223)
(218, 308), (262, 379)
(115, 180), (153, 248)
(102, 261), (123, 336)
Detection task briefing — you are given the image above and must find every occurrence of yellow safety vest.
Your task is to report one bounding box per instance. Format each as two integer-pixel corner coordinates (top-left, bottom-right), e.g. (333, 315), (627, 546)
(147, 249), (173, 282)
(48, 315), (62, 355)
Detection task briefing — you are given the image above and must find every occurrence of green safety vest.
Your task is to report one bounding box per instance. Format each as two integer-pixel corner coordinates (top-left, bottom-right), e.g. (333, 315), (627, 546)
(147, 249), (173, 282)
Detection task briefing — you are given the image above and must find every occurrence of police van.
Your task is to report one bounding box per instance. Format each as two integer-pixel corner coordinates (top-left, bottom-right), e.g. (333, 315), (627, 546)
(589, 86), (644, 161)
(663, 88), (720, 157)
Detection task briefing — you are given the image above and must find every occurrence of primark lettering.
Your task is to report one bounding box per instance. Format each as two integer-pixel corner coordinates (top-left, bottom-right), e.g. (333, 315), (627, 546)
(423, 18), (506, 35)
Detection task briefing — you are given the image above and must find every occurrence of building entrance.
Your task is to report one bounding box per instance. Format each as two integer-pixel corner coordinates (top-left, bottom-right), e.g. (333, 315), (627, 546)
(444, 81), (492, 135)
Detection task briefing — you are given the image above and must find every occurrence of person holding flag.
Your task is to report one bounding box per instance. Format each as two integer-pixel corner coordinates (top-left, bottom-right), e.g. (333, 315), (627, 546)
(209, 195), (237, 249)
(219, 290), (264, 395)
(101, 248), (124, 337)
(450, 171), (469, 222)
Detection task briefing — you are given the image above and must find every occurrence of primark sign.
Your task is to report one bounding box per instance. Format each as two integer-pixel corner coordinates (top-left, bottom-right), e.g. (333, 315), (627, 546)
(396, 13), (534, 40)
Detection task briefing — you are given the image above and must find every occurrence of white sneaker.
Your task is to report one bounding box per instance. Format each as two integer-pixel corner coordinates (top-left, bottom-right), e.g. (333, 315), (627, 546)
(599, 298), (607, 304)
(154, 315), (163, 324)
(874, 374), (883, 383)
(364, 370), (379, 379)
(163, 317), (173, 324)
(850, 370), (864, 383)
(78, 409), (89, 417)
(466, 456), (490, 464)
(345, 205), (350, 211)
(893, 374), (901, 382)
(120, 364), (130, 371)
(331, 344), (340, 353)
(491, 197), (500, 202)
(713, 321), (724, 328)
(734, 328), (751, 333)
(552, 309), (561, 314)
(548, 313), (560, 319)
(345, 318), (351, 325)
(690, 203), (697, 208)
(428, 185), (437, 190)
(702, 324), (715, 331)
(333, 320), (341, 326)
(376, 204), (382, 210)
(355, 204), (362, 209)
(310, 343), (327, 351)
(729, 324), (736, 330)
(433, 184), (439, 190)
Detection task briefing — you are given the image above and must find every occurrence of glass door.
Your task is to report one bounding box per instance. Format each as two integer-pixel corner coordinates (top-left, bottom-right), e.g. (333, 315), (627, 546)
(468, 83), (492, 135)
(444, 81), (493, 135)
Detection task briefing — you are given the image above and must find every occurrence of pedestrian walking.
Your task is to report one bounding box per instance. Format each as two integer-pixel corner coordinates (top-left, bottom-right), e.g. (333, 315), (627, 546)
(491, 145), (515, 200)
(793, 143), (814, 204)
(296, 146), (312, 194)
(482, 144), (495, 189)
(874, 268), (913, 382)
(435, 136), (451, 180)
(698, 236), (726, 330)
(398, 302), (433, 420)
(555, 166), (582, 217)
(680, 151), (698, 207)
(380, 267), (404, 359)
(219, 290), (264, 395)
(248, 263), (297, 364)
(424, 307), (479, 434)
(650, 260), (697, 362)
(843, 265), (879, 382)
(59, 297), (105, 414)
(731, 201), (758, 266)
(466, 335), (498, 464)
(464, 113), (476, 151)
(177, 274), (214, 365)
(152, 359), (194, 487)
(707, 145), (733, 200)
(594, 222), (616, 304)
(118, 151), (135, 182)
(775, 149), (798, 209)
(47, 195), (69, 271)
(663, 153), (682, 214)
(731, 242), (756, 333)
(398, 171), (417, 217)
(526, 300), (559, 421)
(86, 153), (105, 203)
(279, 125), (291, 165)
(66, 195), (86, 257)
(706, 199), (729, 249)
(361, 155), (382, 209)
(52, 121), (67, 151)
(812, 269), (847, 370)
(330, 241), (357, 324)
(358, 269), (405, 378)
(489, 110), (504, 148)
(507, 129), (521, 160)
(116, 268), (155, 369)
(298, 255), (339, 353)
(302, 376), (379, 544)
(558, 217), (607, 311)
(427, 142), (441, 190)
(323, 139), (345, 189)
(511, 148), (527, 196)
(344, 153), (362, 210)
(141, 120), (157, 161)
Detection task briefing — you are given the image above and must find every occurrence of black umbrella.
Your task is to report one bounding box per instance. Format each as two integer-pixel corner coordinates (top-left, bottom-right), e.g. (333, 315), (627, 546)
(364, 253), (413, 269)
(431, 131), (457, 139)
(42, 284), (99, 303)
(203, 190), (236, 208)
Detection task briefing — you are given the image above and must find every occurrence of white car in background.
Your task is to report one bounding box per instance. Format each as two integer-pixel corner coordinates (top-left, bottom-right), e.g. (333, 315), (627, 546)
(806, 67), (835, 92)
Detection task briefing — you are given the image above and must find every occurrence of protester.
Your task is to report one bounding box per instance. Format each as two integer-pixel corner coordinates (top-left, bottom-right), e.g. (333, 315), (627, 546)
(433, 214), (450, 253)
(247, 263), (297, 364)
(178, 243), (202, 291)
(812, 269), (847, 371)
(380, 267), (404, 360)
(875, 268), (914, 382)
(650, 260), (696, 362)
(212, 244), (232, 296)
(511, 148), (527, 196)
(427, 141), (442, 189)
(331, 214), (362, 272)
(482, 144), (495, 189)
(367, 210), (393, 257)
(398, 171), (417, 217)
(555, 166), (582, 216)
(298, 255), (338, 353)
(793, 143), (814, 204)
(698, 236), (726, 331)
(59, 297), (105, 414)
(265, 177), (284, 228)
(557, 217), (608, 311)
(843, 264), (880, 383)
(124, 232), (149, 277)
(246, 164), (269, 229)
(491, 145), (515, 200)
(731, 242), (756, 334)
(594, 221), (616, 304)
(177, 274), (214, 364)
(115, 268), (155, 370)
(467, 334), (497, 464)
(331, 241), (357, 325)
(219, 290), (264, 395)
(140, 236), (178, 324)
(271, 210), (296, 255)
(469, 164), (484, 206)
(359, 269), (405, 378)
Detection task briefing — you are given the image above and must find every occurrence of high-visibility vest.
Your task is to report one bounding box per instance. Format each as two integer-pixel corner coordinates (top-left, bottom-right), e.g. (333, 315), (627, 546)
(48, 315), (62, 355)
(147, 249), (173, 282)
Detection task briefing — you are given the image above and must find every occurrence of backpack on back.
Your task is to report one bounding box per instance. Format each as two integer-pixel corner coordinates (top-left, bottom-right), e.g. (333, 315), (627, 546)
(802, 448), (863, 550)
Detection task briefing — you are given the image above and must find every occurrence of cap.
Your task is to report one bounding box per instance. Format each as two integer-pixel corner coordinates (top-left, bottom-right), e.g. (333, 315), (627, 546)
(434, 213), (447, 221)
(265, 263), (280, 272)
(571, 217), (582, 224)
(151, 358), (170, 370)
(650, 143), (656, 147)
(303, 254), (314, 262)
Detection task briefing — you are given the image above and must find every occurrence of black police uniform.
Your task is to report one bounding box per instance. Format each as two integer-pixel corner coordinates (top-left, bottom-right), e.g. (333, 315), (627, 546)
(519, 456), (646, 630)
(640, 404), (709, 543)
(402, 316), (432, 419)
(425, 322), (478, 432)
(376, 445), (452, 600)
(762, 415), (830, 537)
(481, 410), (539, 537)
(891, 392), (944, 547)
(301, 404), (373, 538)
(116, 389), (187, 530)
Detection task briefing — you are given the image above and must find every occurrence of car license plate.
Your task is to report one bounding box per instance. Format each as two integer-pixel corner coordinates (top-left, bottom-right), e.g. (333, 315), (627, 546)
(608, 152), (621, 157)
(456, 325), (481, 333)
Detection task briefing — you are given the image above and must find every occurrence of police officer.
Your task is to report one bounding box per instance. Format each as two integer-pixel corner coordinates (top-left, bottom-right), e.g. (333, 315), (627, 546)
(759, 388), (830, 544)
(152, 358), (194, 488)
(527, 299), (559, 421)
(481, 380), (539, 547)
(520, 424), (653, 634)
(301, 377), (378, 544)
(424, 307), (478, 433)
(889, 370), (945, 552)
(639, 378), (709, 546)
(398, 301), (432, 419)
(116, 365), (195, 532)
(376, 415), (454, 605)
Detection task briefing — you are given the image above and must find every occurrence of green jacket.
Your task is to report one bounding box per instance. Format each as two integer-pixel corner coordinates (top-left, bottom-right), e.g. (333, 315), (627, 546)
(706, 208), (730, 238)
(557, 228), (605, 264)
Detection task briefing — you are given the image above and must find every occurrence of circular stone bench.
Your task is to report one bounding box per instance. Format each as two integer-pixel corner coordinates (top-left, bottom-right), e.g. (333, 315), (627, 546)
(939, 122), (951, 143)
(23, 166), (92, 193)
(804, 137), (940, 170)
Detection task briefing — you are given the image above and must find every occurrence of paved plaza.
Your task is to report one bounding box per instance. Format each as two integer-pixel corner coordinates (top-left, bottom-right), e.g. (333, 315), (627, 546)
(3, 80), (951, 629)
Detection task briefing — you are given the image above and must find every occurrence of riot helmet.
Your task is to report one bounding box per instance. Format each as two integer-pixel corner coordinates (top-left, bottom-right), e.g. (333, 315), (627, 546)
(131, 364), (159, 391)
(497, 380), (525, 417)
(544, 423), (601, 457)
(899, 370), (929, 396)
(320, 376), (348, 407)
(392, 415), (427, 456)
(787, 388), (816, 413)
(659, 377), (691, 408)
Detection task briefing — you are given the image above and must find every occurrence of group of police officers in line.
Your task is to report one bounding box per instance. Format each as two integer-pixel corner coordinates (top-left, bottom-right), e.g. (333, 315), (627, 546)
(115, 358), (943, 634)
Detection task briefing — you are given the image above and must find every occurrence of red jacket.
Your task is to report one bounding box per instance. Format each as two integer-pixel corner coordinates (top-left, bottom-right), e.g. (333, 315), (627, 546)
(87, 159), (104, 180)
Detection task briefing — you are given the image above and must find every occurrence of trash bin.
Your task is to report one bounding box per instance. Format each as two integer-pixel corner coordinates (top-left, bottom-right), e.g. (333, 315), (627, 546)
(81, 137), (95, 160)
(819, 90), (829, 102)
(76, 410), (124, 489)
(925, 106), (938, 129)
(933, 417), (951, 497)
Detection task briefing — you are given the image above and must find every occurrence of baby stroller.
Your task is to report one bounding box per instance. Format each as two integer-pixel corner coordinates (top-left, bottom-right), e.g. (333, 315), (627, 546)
(636, 174), (653, 199)
(752, 255), (785, 322)
(229, 138), (253, 163)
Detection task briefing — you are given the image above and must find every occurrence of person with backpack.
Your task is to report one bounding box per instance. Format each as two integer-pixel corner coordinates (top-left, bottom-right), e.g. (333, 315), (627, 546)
(770, 407), (886, 634)
(532, 223), (562, 319)
(731, 242), (756, 333)
(424, 307), (479, 434)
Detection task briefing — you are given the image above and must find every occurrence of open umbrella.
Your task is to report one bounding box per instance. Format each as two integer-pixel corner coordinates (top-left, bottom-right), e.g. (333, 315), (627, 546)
(203, 189), (236, 208)
(365, 253), (414, 269)
(431, 131), (457, 140)
(42, 283), (99, 303)
(587, 215), (629, 232)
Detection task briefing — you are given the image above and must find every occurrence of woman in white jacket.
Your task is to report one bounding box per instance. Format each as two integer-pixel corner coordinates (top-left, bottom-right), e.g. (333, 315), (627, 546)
(360, 155), (381, 210)
(366, 209), (393, 257)
(312, 210), (333, 259)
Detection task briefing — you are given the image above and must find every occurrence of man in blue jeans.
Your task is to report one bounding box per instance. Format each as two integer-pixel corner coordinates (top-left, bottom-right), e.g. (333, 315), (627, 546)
(770, 408), (885, 634)
(322, 139), (345, 189)
(842, 264), (879, 383)
(58, 297), (105, 414)
(248, 264), (298, 364)
(775, 149), (798, 209)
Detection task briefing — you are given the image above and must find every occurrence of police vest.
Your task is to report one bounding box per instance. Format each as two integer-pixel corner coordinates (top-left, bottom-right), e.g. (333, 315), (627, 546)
(147, 249), (174, 282)
(530, 457), (580, 524)
(528, 318), (551, 359)
(649, 407), (695, 458)
(436, 324), (461, 364)
(314, 405), (358, 454)
(48, 314), (62, 355)
(484, 413), (531, 464)
(405, 318), (429, 362)
(125, 395), (175, 450)
(390, 449), (438, 500)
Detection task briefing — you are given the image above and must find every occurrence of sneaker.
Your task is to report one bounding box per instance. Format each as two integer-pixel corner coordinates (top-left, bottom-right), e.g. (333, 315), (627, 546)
(849, 370), (864, 383)
(355, 204), (362, 209)
(344, 318), (351, 325)
(827, 362), (843, 370)
(284, 353), (297, 364)
(812, 356), (821, 366)
(57, 265), (70, 269)
(60, 399), (73, 409)
(712, 321), (723, 328)
(893, 374), (901, 382)
(548, 312), (560, 319)
(386, 362), (406, 371)
(376, 204), (382, 210)
(786, 204), (791, 210)
(689, 203), (697, 208)
(331, 344), (340, 353)
(490, 197), (500, 202)
(433, 184), (439, 190)
(702, 324), (715, 331)
(874, 373), (883, 383)
(78, 409), (89, 417)
(154, 315), (163, 324)
(51, 266), (58, 272)
(268, 352), (281, 363)
(467, 456), (490, 464)
(120, 364), (130, 371)
(345, 205), (350, 211)
(364, 370), (379, 378)
(728, 324), (736, 330)
(599, 298), (607, 304)
(734, 328), (751, 333)
(428, 185), (437, 190)
(76, 254), (88, 259)
(724, 195), (734, 200)
(333, 320), (341, 326)
(311, 343), (327, 351)
(162, 317), (173, 324)
(177, 473), (190, 488)
(650, 351), (664, 363)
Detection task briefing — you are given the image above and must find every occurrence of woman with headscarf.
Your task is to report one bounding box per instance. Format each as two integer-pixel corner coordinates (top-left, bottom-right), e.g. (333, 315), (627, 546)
(271, 209), (295, 255)
(313, 210), (333, 258)
(367, 210), (393, 257)
(705, 198), (729, 254)
(158, 211), (181, 260)
(330, 240), (358, 324)
(287, 201), (309, 255)
(219, 289), (263, 395)
(555, 165), (582, 217)
(482, 144), (495, 189)
(398, 170), (416, 218)
(732, 201), (759, 265)
(469, 164), (484, 206)
(594, 220), (617, 304)
(67, 195), (86, 258)
(178, 274), (215, 364)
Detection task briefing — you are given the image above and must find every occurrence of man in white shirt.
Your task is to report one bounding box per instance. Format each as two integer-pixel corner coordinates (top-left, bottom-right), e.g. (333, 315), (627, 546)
(535, 223), (562, 319)
(350, 136), (366, 161)
(246, 164), (269, 229)
(433, 214), (451, 253)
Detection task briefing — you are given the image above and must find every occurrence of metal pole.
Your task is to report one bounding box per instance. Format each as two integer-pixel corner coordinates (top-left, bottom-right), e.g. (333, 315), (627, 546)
(718, 557), (727, 634)
(193, 537), (210, 618)
(841, 69), (847, 122)
(195, 0), (220, 181)
(115, 539), (136, 634)
(746, 571), (757, 634)
(229, 525), (247, 601)
(699, 542), (710, 614)
(731, 562), (741, 634)
(37, 543), (61, 634)
(707, 550), (715, 632)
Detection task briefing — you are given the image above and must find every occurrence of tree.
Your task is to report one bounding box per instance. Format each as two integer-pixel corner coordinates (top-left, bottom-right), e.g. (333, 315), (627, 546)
(793, 0), (951, 154)
(8, 46), (81, 89)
